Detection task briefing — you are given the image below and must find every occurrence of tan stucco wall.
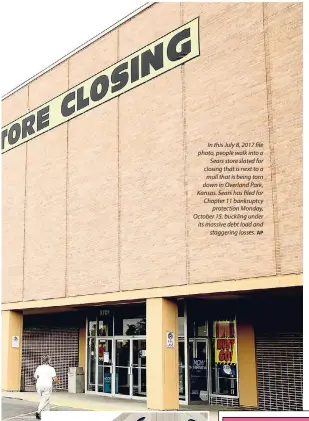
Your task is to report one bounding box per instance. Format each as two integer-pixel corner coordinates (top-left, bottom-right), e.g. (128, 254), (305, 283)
(2, 311), (23, 391)
(2, 2), (302, 304)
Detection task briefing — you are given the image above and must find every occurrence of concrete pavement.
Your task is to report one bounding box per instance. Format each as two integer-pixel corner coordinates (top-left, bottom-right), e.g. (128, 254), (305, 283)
(2, 392), (146, 412)
(2, 392), (223, 421)
(1, 397), (86, 421)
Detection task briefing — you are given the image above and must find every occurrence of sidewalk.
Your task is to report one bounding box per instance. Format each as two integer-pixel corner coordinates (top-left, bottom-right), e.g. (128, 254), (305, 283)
(2, 392), (224, 420)
(2, 392), (146, 412)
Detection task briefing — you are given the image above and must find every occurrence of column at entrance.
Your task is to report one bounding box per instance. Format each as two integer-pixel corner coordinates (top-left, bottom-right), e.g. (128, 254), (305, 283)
(146, 298), (179, 410)
(2, 310), (23, 391)
(237, 323), (258, 407)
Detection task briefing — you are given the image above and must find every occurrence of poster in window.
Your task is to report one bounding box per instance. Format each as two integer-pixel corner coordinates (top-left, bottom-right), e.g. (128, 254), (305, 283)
(214, 321), (237, 365)
(190, 358), (207, 401)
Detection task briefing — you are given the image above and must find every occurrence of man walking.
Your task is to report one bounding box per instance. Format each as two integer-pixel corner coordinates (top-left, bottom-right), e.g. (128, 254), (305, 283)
(34, 355), (59, 419)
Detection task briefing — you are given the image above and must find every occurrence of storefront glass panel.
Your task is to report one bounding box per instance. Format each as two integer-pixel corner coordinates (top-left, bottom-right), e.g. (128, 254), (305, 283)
(178, 300), (187, 401)
(97, 339), (113, 393)
(115, 339), (131, 396)
(189, 339), (208, 402)
(184, 301), (239, 403)
(132, 339), (147, 397)
(86, 301), (238, 403)
(210, 319), (238, 397)
(179, 340), (186, 399)
(87, 338), (96, 391)
(86, 304), (146, 399)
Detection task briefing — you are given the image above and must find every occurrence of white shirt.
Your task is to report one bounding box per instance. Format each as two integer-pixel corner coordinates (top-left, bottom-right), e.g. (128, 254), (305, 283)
(34, 364), (56, 388)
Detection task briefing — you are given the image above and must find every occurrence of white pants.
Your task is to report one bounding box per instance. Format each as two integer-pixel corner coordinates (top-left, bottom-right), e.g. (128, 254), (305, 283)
(36, 385), (52, 413)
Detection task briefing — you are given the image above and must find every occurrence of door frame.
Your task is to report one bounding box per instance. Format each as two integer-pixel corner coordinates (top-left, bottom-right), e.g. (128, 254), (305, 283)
(113, 336), (132, 399)
(131, 338), (147, 398)
(179, 337), (210, 404)
(93, 336), (146, 400)
(95, 337), (114, 395)
(191, 338), (210, 404)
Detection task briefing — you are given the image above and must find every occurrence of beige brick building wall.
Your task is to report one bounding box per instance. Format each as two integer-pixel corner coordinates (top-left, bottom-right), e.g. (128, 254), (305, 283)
(2, 2), (302, 303)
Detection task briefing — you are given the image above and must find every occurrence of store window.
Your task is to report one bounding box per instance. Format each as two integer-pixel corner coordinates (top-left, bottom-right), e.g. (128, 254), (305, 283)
(210, 319), (238, 397)
(181, 300), (239, 403)
(114, 304), (146, 336)
(187, 302), (208, 338)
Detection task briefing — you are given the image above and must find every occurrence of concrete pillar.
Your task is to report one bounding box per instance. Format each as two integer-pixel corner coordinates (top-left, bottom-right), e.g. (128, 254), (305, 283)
(146, 298), (179, 410)
(237, 323), (258, 407)
(79, 327), (86, 393)
(2, 310), (23, 391)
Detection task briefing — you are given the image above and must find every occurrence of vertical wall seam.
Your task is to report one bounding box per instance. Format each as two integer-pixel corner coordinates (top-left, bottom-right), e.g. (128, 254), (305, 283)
(180, 3), (190, 286)
(65, 59), (70, 297)
(262, 3), (281, 275)
(117, 28), (121, 292)
(21, 86), (30, 301)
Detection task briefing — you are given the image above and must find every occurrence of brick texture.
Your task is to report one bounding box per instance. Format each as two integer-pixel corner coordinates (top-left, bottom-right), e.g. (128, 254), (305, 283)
(119, 3), (186, 290)
(69, 30), (117, 87)
(119, 69), (186, 291)
(2, 146), (27, 302)
(29, 62), (68, 110)
(67, 102), (118, 296)
(267, 2), (298, 19)
(23, 126), (67, 300)
(183, 2), (276, 283)
(265, 4), (303, 274)
(66, 23), (119, 296)
(2, 87), (28, 126)
(2, 87), (29, 303)
(118, 2), (180, 59)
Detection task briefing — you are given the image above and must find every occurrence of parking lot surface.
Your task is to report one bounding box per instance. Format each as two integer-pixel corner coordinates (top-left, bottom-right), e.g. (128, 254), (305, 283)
(2, 397), (86, 421)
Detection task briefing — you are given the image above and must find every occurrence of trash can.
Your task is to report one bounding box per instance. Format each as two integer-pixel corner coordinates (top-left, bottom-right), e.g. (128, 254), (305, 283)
(68, 367), (84, 393)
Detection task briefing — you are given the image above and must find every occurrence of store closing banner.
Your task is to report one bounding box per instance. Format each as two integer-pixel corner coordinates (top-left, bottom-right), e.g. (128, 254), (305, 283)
(1, 17), (200, 154)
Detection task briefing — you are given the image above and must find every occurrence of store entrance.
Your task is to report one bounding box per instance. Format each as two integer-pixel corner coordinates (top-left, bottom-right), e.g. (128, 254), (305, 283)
(96, 337), (146, 399)
(189, 339), (209, 403)
(179, 338), (209, 403)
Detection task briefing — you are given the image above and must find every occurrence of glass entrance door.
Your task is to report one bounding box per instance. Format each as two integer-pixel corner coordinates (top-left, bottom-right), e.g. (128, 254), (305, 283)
(115, 339), (131, 396)
(189, 339), (209, 403)
(113, 338), (147, 399)
(97, 339), (113, 393)
(132, 339), (146, 397)
(94, 337), (147, 399)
